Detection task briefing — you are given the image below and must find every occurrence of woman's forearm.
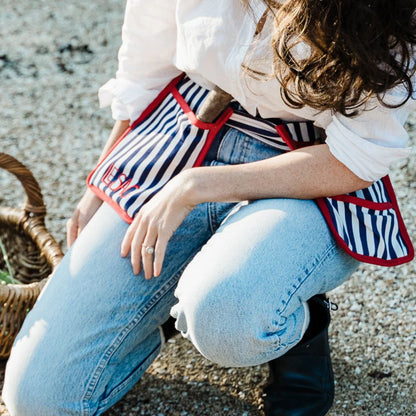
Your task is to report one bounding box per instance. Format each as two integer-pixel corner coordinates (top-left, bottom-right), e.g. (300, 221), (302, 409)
(185, 144), (373, 204)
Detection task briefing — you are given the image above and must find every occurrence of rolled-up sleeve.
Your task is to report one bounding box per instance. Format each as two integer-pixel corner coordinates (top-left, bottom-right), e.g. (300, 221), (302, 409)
(325, 91), (414, 182)
(98, 0), (181, 122)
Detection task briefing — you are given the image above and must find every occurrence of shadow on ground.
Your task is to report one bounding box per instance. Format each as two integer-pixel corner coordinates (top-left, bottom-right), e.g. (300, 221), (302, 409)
(1, 336), (415, 415)
(103, 372), (263, 416)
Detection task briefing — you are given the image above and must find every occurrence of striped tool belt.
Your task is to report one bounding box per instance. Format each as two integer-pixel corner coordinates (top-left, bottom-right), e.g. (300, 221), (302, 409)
(88, 75), (414, 266)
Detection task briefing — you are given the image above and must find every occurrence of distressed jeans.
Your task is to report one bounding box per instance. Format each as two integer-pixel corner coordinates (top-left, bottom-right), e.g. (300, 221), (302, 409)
(2, 127), (359, 415)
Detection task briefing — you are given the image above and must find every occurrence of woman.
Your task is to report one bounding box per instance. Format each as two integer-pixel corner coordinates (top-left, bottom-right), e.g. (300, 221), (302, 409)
(3, 1), (415, 415)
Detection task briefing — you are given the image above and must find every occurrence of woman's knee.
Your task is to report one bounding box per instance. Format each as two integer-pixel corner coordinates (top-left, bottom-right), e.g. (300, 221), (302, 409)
(171, 273), (309, 367)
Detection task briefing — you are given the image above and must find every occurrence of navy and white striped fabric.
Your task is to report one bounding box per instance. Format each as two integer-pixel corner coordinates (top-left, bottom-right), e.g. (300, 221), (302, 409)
(88, 75), (413, 265)
(88, 77), (214, 221)
(317, 180), (411, 264)
(226, 104), (323, 151)
(88, 75), (319, 222)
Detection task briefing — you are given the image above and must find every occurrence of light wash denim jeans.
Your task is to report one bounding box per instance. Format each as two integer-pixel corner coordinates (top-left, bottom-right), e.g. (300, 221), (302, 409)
(2, 127), (359, 416)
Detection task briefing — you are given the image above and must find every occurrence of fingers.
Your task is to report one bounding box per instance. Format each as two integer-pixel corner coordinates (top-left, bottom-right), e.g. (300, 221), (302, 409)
(121, 213), (170, 279)
(153, 232), (169, 277)
(121, 215), (159, 279)
(120, 216), (138, 258)
(137, 218), (158, 279)
(122, 216), (147, 275)
(66, 192), (103, 248)
(141, 242), (156, 280)
(66, 212), (79, 248)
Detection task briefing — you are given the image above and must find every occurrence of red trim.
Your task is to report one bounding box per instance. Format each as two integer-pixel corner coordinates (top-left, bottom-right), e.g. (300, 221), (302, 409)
(87, 73), (233, 223)
(86, 74), (186, 194)
(130, 73), (185, 130)
(89, 184), (134, 224)
(380, 175), (415, 262)
(275, 124), (313, 150)
(86, 125), (131, 192)
(315, 176), (414, 266)
(275, 124), (297, 150)
(171, 88), (230, 130)
(329, 194), (393, 211)
(194, 107), (234, 166)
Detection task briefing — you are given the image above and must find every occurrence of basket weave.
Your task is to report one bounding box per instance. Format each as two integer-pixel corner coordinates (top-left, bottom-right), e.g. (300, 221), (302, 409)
(0, 153), (64, 359)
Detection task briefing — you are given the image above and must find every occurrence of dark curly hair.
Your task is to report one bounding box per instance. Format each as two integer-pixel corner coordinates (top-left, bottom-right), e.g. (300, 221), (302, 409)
(245, 0), (416, 116)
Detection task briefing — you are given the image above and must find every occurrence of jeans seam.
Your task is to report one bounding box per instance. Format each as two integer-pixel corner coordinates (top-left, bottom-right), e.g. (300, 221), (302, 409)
(96, 340), (161, 411)
(79, 257), (197, 415)
(207, 201), (217, 234)
(95, 280), (183, 410)
(273, 242), (338, 349)
(240, 135), (251, 163)
(280, 242), (338, 314)
(216, 131), (227, 160)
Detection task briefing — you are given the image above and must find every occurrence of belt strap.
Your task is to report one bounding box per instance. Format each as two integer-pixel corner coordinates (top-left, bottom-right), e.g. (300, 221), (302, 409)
(226, 104), (324, 151)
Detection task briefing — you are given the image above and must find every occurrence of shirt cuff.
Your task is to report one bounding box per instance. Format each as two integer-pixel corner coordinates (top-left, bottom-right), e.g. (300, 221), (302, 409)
(98, 78), (161, 123)
(326, 117), (411, 182)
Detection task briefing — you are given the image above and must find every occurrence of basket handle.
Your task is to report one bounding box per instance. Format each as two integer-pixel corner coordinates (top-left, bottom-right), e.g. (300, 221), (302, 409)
(0, 153), (47, 216)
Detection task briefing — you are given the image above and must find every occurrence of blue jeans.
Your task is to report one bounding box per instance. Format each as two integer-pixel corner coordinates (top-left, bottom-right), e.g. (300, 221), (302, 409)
(3, 128), (359, 416)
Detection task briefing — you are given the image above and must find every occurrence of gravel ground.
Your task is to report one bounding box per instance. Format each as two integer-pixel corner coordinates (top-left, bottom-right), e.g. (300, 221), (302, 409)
(0, 1), (415, 415)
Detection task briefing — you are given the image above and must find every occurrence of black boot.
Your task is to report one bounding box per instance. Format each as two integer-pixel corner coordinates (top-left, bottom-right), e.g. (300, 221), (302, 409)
(263, 294), (336, 416)
(161, 316), (179, 342)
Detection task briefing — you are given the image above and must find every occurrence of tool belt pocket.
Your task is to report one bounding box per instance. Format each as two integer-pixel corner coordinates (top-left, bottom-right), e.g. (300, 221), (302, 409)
(274, 123), (414, 266)
(315, 176), (414, 266)
(87, 75), (233, 223)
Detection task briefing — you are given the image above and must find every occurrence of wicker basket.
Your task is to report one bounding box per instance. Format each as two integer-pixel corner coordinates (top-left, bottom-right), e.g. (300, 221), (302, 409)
(0, 153), (64, 359)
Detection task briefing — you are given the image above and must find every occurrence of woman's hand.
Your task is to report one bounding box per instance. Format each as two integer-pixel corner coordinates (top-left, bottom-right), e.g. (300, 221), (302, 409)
(121, 170), (197, 280)
(66, 189), (103, 248)
(66, 120), (130, 249)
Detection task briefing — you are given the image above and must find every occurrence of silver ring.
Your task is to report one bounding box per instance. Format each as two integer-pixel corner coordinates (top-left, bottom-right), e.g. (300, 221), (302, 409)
(143, 245), (155, 255)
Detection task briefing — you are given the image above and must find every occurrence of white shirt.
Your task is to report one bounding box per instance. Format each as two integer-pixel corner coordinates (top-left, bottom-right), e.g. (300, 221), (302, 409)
(98, 0), (414, 182)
